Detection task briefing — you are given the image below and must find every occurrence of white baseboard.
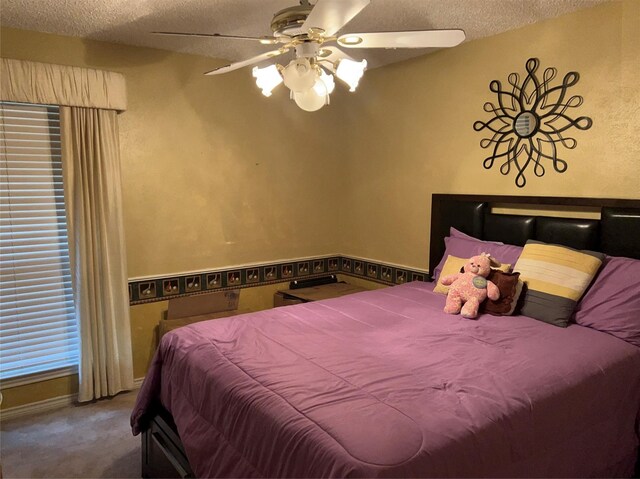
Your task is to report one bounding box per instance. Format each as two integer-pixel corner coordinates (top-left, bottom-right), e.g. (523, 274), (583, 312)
(0, 376), (145, 421)
(0, 393), (76, 421)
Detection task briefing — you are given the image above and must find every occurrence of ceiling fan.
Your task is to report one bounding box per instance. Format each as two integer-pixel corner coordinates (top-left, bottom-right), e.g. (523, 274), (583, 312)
(154, 0), (465, 111)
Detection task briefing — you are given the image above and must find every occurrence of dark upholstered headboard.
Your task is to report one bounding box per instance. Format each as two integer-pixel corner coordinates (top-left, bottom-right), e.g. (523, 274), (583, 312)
(429, 195), (640, 275)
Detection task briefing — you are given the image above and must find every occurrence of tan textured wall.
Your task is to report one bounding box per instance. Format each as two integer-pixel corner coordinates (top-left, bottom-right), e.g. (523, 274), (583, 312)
(0, 27), (346, 278)
(339, 0), (639, 269)
(0, 27), (347, 408)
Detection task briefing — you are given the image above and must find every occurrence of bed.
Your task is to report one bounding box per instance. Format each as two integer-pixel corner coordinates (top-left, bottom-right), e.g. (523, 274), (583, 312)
(131, 194), (640, 478)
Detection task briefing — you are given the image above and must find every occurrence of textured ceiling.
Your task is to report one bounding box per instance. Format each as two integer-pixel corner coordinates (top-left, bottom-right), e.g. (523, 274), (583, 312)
(1, 0), (608, 69)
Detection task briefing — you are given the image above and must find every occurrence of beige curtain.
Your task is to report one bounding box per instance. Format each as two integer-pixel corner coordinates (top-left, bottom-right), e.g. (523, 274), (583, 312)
(1, 58), (126, 111)
(61, 106), (134, 402)
(2, 58), (131, 401)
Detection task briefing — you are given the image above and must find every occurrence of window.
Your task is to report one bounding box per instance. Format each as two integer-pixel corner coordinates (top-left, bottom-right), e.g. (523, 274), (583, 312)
(0, 101), (79, 381)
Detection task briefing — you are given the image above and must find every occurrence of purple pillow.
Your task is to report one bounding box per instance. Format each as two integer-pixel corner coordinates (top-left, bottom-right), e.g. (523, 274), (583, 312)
(432, 229), (523, 281)
(573, 255), (640, 348)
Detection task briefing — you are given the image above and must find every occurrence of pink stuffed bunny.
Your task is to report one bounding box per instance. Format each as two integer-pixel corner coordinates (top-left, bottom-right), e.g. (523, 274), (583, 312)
(440, 253), (500, 319)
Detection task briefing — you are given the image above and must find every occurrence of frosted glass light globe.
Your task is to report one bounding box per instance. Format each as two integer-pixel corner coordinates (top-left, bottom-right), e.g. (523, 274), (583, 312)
(282, 58), (317, 92)
(293, 79), (328, 112)
(335, 58), (367, 92)
(252, 64), (283, 97)
(318, 69), (335, 94)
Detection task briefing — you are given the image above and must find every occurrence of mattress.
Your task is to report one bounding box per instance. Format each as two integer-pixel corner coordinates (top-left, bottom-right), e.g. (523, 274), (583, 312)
(131, 282), (640, 477)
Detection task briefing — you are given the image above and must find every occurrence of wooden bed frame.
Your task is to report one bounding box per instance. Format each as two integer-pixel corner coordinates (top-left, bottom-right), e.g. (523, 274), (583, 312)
(141, 405), (194, 478)
(140, 194), (640, 478)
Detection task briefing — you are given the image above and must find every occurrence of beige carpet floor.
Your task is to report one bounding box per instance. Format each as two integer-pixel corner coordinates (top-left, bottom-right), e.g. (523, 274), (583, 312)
(1, 390), (140, 478)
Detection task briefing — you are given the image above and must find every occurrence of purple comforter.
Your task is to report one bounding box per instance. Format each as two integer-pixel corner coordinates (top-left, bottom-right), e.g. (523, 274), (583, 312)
(131, 282), (640, 477)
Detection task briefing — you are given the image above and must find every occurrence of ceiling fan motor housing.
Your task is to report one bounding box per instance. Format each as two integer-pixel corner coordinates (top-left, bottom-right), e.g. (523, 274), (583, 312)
(295, 42), (320, 58)
(271, 5), (312, 36)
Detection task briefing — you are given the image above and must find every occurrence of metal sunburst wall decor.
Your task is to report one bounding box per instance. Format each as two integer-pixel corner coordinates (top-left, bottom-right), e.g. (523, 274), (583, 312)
(473, 58), (593, 188)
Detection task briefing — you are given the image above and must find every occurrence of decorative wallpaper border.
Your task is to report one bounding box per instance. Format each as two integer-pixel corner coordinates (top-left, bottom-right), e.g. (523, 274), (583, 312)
(128, 256), (429, 305)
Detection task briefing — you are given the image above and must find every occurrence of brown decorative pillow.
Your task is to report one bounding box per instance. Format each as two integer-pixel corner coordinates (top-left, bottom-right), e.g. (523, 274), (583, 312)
(482, 270), (524, 316)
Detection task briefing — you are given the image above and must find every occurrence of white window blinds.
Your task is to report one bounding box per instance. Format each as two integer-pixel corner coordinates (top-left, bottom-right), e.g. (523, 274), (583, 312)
(0, 101), (79, 380)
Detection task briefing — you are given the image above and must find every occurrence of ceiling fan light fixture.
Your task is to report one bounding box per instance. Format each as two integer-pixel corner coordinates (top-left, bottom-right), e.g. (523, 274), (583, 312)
(159, 0), (468, 112)
(335, 58), (367, 92)
(282, 58), (318, 92)
(252, 64), (283, 97)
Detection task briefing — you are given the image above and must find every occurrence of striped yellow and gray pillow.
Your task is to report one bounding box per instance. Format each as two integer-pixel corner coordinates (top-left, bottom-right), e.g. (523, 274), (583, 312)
(514, 241), (604, 327)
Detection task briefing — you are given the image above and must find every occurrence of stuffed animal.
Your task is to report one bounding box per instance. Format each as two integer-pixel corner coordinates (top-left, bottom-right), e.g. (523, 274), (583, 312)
(440, 253), (500, 319)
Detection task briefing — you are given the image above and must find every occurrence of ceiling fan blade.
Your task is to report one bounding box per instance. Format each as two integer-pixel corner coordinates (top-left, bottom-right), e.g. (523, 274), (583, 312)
(337, 29), (466, 49)
(153, 31), (281, 45)
(298, 0), (370, 36)
(204, 49), (288, 75)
